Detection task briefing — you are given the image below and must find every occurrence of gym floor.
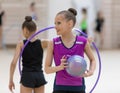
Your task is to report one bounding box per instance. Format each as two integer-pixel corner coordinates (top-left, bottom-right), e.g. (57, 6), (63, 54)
(0, 48), (120, 93)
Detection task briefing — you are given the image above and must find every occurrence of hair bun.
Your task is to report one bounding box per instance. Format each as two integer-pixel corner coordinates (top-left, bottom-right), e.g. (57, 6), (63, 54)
(68, 8), (77, 16)
(25, 16), (32, 22)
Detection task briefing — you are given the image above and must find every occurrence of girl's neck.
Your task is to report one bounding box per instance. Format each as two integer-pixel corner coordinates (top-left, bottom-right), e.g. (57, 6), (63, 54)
(26, 37), (37, 42)
(26, 32), (37, 42)
(60, 32), (76, 49)
(61, 32), (75, 42)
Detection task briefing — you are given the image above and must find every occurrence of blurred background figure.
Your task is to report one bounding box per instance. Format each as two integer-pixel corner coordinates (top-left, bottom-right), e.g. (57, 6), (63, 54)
(0, 4), (5, 49)
(29, 2), (38, 21)
(94, 11), (104, 49)
(80, 8), (88, 35)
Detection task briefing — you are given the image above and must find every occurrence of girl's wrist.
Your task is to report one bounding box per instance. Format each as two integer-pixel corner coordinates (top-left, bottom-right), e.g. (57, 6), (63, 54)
(57, 65), (64, 71)
(89, 70), (94, 75)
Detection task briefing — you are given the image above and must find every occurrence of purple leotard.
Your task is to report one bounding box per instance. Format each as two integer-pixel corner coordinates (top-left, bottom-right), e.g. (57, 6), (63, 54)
(53, 35), (87, 86)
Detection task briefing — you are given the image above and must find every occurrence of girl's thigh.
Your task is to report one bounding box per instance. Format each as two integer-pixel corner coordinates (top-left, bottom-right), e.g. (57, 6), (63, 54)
(20, 84), (33, 93)
(34, 85), (45, 93)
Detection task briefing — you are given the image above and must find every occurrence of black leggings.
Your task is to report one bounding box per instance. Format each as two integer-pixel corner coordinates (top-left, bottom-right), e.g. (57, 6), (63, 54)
(53, 90), (85, 93)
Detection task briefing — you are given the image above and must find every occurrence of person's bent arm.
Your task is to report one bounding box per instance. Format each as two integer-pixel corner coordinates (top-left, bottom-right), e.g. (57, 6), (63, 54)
(44, 41), (67, 74)
(83, 41), (96, 77)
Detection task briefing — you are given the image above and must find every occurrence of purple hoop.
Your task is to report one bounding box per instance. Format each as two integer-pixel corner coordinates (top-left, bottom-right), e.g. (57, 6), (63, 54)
(75, 29), (102, 93)
(19, 26), (101, 93)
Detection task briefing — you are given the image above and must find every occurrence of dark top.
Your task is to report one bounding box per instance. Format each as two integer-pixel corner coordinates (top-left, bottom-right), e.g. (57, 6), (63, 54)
(95, 18), (104, 33)
(22, 39), (43, 72)
(0, 11), (5, 26)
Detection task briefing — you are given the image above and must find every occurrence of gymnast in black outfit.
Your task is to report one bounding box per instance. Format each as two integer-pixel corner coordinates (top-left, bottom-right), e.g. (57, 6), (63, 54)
(9, 16), (48, 93)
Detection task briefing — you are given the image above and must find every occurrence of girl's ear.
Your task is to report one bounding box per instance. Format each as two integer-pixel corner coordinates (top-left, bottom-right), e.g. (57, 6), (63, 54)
(68, 20), (74, 27)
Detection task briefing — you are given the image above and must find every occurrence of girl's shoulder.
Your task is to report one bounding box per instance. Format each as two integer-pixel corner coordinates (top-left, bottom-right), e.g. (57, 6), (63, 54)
(77, 35), (87, 41)
(16, 40), (24, 49)
(53, 36), (62, 45)
(53, 36), (60, 41)
(77, 36), (87, 45)
(39, 39), (49, 49)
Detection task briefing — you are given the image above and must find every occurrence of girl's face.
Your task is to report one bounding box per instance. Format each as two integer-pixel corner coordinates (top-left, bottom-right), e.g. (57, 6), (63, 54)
(54, 14), (73, 35)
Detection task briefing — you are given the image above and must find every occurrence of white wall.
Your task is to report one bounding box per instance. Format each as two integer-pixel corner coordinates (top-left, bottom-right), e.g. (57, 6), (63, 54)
(92, 0), (101, 12)
(1, 1), (48, 45)
(72, 0), (96, 37)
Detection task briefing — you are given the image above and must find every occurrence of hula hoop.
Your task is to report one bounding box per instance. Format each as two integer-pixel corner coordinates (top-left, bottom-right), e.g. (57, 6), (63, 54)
(75, 29), (102, 93)
(18, 26), (101, 93)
